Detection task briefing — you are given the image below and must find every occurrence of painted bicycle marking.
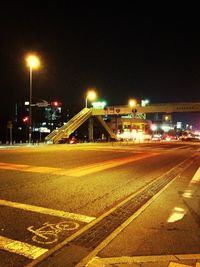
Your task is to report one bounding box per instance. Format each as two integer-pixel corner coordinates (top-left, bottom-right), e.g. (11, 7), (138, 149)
(27, 221), (79, 244)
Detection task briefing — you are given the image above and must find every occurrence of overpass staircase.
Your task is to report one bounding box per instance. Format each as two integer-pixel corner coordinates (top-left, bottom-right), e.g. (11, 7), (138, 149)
(96, 115), (116, 139)
(45, 108), (92, 144)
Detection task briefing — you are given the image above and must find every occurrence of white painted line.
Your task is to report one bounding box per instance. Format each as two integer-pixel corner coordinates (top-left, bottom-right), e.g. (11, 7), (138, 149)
(0, 235), (48, 259)
(191, 167), (200, 184)
(89, 254), (200, 265)
(0, 199), (95, 223)
(87, 255), (200, 266)
(182, 166), (200, 198)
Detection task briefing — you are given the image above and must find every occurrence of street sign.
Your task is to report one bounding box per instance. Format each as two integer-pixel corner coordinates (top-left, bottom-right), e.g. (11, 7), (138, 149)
(7, 121), (12, 129)
(35, 101), (49, 107)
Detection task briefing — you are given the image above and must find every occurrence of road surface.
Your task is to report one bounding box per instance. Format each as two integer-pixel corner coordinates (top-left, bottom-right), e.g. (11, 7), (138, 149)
(0, 142), (199, 266)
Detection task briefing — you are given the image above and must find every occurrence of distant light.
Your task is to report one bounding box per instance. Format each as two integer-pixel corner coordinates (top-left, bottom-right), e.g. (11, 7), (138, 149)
(141, 99), (149, 106)
(151, 124), (157, 131)
(40, 127), (50, 133)
(24, 101), (29, 106)
(177, 122), (182, 129)
(22, 116), (29, 124)
(51, 101), (62, 107)
(161, 125), (171, 132)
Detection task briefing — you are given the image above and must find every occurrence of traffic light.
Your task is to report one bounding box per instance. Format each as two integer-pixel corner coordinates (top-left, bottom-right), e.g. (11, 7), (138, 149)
(51, 100), (62, 107)
(22, 116), (29, 124)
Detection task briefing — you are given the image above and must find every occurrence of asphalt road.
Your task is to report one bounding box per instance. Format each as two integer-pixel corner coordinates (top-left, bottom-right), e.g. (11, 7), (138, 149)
(0, 142), (199, 267)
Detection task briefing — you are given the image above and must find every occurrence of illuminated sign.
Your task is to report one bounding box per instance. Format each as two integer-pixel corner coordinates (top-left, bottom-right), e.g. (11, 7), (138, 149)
(92, 101), (107, 109)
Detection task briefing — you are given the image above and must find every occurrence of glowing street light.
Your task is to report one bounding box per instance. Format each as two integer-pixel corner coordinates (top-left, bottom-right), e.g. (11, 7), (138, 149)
(128, 99), (137, 108)
(25, 53), (41, 143)
(85, 89), (97, 108)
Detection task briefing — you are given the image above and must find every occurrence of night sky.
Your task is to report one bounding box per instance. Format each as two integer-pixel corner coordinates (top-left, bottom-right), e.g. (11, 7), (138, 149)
(1, 4), (200, 123)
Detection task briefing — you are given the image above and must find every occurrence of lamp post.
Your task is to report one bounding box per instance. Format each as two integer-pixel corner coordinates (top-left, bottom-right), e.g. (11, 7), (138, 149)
(25, 54), (40, 144)
(85, 89), (97, 108)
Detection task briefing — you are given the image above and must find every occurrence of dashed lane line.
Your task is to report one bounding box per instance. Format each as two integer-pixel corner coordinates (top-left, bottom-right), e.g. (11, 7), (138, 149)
(0, 235), (48, 259)
(0, 152), (158, 177)
(0, 199), (95, 223)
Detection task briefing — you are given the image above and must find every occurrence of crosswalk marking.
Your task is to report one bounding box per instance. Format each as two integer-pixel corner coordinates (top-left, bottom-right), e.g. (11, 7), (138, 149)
(0, 152), (157, 177)
(0, 235), (48, 259)
(0, 162), (61, 174)
(0, 199), (95, 223)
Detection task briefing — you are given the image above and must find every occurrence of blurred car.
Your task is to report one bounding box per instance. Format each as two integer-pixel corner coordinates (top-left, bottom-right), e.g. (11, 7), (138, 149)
(151, 134), (161, 141)
(162, 134), (177, 141)
(68, 137), (78, 144)
(180, 135), (200, 142)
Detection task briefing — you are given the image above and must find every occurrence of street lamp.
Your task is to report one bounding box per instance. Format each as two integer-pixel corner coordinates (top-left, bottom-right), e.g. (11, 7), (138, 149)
(128, 99), (137, 108)
(25, 53), (40, 143)
(85, 89), (97, 108)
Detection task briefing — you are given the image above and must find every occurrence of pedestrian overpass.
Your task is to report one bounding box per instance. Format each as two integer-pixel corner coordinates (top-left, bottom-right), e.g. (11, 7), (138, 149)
(45, 102), (200, 144)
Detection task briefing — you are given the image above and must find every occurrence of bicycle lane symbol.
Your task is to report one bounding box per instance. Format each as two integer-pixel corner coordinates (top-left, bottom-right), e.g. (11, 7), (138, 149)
(27, 220), (80, 245)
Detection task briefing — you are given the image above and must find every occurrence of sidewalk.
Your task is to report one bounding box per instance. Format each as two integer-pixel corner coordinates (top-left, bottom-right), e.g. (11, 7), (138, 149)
(87, 155), (200, 267)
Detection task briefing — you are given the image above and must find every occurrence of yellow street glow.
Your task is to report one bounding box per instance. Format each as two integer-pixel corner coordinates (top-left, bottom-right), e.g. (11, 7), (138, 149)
(129, 99), (137, 107)
(26, 54), (40, 69)
(87, 90), (97, 101)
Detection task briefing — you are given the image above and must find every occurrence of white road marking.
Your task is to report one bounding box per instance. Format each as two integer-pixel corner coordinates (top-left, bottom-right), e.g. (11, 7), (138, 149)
(28, 221), (80, 245)
(0, 199), (95, 223)
(86, 254), (200, 266)
(190, 166), (200, 184)
(0, 235), (48, 259)
(182, 166), (200, 198)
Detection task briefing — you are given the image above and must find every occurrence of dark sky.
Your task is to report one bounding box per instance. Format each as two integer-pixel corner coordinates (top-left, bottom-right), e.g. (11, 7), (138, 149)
(1, 3), (200, 120)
